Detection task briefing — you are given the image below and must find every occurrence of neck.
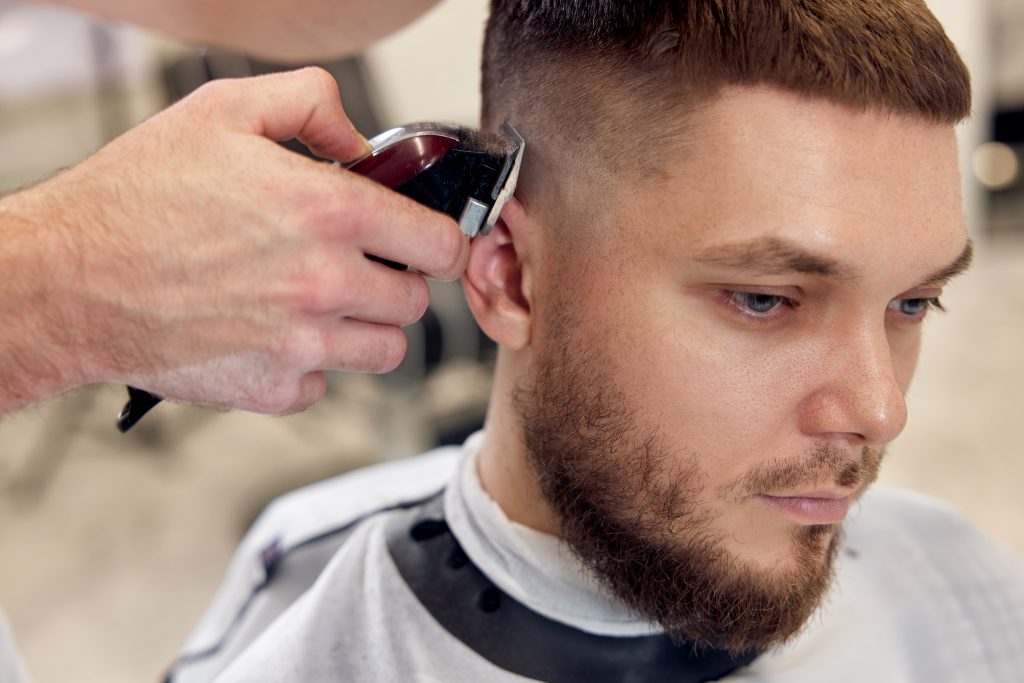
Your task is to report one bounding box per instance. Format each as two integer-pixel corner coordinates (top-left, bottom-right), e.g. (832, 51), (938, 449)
(476, 352), (561, 535)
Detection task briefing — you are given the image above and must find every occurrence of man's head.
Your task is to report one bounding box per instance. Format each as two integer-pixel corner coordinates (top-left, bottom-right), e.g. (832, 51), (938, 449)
(463, 0), (973, 654)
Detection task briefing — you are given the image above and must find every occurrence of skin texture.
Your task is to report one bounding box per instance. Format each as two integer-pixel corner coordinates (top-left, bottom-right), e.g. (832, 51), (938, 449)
(0, 68), (468, 416)
(40, 0), (442, 62)
(463, 86), (970, 647)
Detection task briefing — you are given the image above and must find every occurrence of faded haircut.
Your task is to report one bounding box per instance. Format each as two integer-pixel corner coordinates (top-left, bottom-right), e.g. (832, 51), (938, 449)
(481, 1), (971, 220)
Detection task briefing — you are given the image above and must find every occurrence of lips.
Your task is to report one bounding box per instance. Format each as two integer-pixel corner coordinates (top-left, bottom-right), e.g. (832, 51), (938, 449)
(758, 493), (851, 524)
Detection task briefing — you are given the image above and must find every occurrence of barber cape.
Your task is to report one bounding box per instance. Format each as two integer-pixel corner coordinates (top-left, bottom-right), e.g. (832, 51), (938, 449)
(167, 432), (1024, 682)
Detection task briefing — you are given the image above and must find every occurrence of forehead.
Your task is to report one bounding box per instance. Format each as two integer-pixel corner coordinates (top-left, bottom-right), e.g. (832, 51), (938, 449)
(604, 86), (967, 279)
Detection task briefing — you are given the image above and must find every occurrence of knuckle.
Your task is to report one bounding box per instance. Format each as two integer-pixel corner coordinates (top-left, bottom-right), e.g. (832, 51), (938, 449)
(300, 373), (328, 409)
(272, 332), (304, 370)
(299, 279), (334, 315)
(188, 78), (235, 109)
(255, 390), (295, 415)
(245, 378), (299, 415)
(293, 187), (348, 240)
(272, 324), (326, 372)
(336, 203), (368, 244)
(329, 261), (370, 314)
(297, 267), (347, 315)
(287, 250), (360, 315)
(300, 66), (340, 101)
(312, 179), (364, 241)
(265, 372), (325, 414)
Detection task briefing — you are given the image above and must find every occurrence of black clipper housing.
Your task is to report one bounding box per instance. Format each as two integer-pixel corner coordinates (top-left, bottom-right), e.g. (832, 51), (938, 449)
(115, 122), (525, 433)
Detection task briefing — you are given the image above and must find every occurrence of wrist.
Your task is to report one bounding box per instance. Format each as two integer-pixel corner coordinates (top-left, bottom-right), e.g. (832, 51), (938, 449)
(0, 186), (95, 410)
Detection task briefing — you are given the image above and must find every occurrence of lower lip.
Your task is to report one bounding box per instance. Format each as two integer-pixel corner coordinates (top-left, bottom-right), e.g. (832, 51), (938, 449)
(759, 495), (850, 524)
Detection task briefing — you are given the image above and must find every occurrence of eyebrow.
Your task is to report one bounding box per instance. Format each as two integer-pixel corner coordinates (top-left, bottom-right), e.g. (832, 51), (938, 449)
(693, 235), (974, 287)
(693, 236), (853, 279)
(915, 239), (973, 288)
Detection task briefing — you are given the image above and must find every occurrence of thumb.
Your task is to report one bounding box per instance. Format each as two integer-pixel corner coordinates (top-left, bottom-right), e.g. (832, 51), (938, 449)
(212, 67), (372, 163)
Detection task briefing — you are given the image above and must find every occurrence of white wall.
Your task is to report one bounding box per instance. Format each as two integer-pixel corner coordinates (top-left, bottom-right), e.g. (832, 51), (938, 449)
(926, 0), (992, 236)
(362, 0), (488, 129)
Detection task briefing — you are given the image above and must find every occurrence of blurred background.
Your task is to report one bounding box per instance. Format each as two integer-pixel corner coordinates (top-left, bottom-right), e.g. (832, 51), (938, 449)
(1, 0), (1022, 681)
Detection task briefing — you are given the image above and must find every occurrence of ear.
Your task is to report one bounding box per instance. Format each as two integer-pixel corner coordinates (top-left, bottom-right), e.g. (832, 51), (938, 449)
(462, 196), (534, 350)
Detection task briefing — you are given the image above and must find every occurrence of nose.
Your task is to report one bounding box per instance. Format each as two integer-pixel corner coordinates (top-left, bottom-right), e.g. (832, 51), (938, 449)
(798, 321), (909, 447)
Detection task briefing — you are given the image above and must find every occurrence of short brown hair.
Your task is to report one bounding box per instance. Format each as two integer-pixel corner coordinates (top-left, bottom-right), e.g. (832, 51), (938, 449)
(481, 1), (971, 212)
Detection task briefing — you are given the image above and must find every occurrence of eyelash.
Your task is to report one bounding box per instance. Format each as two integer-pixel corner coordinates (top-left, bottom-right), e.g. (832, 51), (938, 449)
(888, 297), (946, 318)
(720, 291), (946, 323)
(721, 292), (797, 321)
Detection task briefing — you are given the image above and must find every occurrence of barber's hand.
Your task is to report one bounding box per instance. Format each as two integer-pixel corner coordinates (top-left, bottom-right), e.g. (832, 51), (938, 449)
(21, 67), (469, 414)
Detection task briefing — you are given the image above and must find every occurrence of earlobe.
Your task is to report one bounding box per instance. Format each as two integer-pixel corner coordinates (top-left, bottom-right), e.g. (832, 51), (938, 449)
(462, 198), (533, 350)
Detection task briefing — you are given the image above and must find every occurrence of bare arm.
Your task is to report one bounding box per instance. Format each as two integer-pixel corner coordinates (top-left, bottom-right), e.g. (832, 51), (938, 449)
(0, 192), (89, 415)
(39, 0), (443, 62)
(0, 68), (468, 418)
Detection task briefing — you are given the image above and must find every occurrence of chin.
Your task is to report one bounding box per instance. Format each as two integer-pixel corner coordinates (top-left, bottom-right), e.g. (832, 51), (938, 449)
(794, 523), (844, 566)
(733, 522), (841, 574)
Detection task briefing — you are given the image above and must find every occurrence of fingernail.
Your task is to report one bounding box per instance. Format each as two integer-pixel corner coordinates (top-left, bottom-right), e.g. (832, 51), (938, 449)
(356, 131), (372, 155)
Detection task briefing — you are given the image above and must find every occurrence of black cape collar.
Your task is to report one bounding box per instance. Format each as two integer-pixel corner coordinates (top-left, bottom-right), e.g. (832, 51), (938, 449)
(385, 493), (758, 683)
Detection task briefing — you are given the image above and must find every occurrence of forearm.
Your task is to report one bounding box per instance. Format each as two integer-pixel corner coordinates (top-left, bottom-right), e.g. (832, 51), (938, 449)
(40, 0), (443, 62)
(0, 188), (93, 415)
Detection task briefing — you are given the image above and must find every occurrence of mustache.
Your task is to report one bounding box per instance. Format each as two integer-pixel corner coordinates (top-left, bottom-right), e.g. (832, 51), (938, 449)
(721, 444), (884, 498)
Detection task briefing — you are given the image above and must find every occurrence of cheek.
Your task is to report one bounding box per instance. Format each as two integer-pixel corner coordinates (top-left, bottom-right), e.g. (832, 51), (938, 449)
(583, 280), (804, 480)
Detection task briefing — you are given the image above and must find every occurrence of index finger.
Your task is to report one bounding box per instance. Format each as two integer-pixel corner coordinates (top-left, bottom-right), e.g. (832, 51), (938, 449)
(199, 67), (370, 163)
(338, 169), (471, 281)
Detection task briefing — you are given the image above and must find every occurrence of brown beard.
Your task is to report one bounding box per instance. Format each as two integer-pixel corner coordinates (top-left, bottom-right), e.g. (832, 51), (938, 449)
(512, 313), (881, 654)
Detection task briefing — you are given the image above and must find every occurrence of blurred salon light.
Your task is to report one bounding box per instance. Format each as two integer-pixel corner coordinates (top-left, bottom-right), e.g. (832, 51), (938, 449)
(972, 142), (1020, 190)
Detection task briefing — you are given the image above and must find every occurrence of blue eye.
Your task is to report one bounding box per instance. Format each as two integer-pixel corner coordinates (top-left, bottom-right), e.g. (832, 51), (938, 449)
(728, 292), (788, 315)
(891, 297), (944, 318)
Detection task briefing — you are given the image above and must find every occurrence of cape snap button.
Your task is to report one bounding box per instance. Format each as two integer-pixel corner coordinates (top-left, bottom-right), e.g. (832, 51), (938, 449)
(410, 518), (449, 542)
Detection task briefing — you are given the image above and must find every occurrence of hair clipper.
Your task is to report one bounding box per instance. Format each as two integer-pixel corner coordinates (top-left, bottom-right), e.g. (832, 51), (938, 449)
(116, 122), (525, 433)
